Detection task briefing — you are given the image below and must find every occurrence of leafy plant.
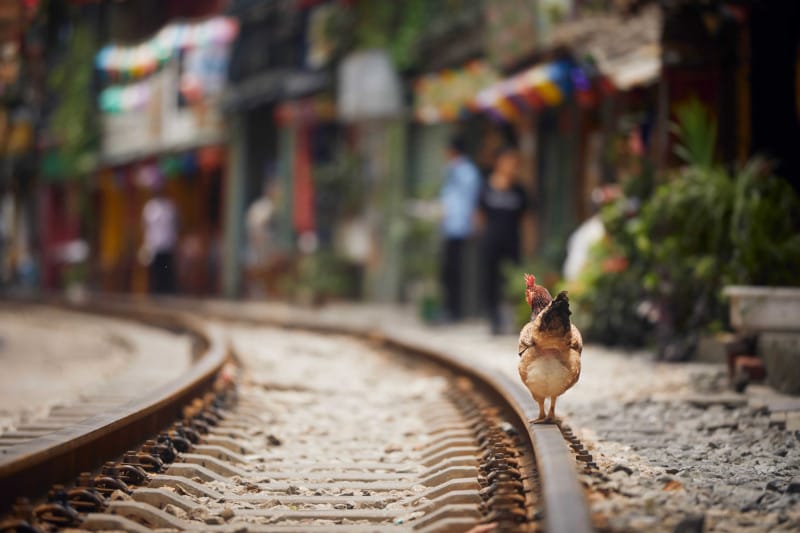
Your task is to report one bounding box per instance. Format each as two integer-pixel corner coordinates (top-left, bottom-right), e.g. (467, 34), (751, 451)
(288, 251), (358, 305)
(568, 223), (654, 347)
(728, 160), (800, 286)
(46, 19), (99, 178)
(671, 97), (717, 169)
(351, 0), (427, 70)
(570, 99), (800, 357)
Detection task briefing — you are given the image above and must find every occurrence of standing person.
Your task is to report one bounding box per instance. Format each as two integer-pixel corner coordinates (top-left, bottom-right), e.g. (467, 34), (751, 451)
(141, 182), (178, 294)
(479, 147), (530, 334)
(439, 136), (481, 322)
(244, 178), (277, 297)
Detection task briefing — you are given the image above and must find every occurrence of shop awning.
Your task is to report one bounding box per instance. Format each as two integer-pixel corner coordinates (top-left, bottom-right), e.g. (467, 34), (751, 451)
(601, 45), (661, 91)
(413, 57), (606, 124)
(549, 6), (662, 91)
(413, 61), (499, 124)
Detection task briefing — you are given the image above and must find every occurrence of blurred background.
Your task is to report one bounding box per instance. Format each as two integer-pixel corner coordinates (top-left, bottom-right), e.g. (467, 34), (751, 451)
(0, 0), (798, 360)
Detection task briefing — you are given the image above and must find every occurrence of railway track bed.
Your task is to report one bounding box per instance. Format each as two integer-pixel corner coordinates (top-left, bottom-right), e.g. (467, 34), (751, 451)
(0, 300), (594, 533)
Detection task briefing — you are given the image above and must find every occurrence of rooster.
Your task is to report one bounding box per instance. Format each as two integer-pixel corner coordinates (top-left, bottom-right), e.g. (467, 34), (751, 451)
(518, 274), (582, 423)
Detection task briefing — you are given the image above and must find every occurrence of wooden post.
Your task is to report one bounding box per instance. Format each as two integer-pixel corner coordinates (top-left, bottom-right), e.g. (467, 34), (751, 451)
(221, 113), (246, 298)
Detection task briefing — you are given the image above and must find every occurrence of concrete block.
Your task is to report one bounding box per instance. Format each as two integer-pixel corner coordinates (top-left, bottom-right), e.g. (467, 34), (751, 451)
(758, 332), (800, 395)
(725, 286), (800, 333)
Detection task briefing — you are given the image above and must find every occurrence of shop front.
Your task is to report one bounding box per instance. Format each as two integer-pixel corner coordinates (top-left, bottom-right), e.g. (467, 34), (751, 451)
(93, 15), (236, 295)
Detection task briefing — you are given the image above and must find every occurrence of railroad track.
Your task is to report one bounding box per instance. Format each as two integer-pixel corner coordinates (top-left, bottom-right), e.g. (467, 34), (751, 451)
(0, 298), (594, 533)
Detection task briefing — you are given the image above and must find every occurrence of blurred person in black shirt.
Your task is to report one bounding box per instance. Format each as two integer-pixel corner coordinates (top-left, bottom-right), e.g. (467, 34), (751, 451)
(478, 147), (530, 334)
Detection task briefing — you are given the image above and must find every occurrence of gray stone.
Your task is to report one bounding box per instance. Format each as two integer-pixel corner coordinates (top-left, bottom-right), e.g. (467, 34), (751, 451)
(673, 514), (705, 533)
(685, 393), (747, 409)
(766, 479), (783, 492)
(612, 463), (634, 475)
(758, 332), (800, 395)
(695, 335), (731, 364)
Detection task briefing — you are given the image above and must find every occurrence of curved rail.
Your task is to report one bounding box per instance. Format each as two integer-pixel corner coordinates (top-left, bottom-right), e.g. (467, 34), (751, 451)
(0, 301), (230, 513)
(0, 297), (594, 533)
(385, 334), (594, 533)
(154, 299), (596, 533)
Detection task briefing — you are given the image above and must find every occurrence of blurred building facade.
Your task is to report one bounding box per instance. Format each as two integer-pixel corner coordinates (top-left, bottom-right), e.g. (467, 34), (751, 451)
(0, 0), (42, 289)
(1, 0), (797, 303)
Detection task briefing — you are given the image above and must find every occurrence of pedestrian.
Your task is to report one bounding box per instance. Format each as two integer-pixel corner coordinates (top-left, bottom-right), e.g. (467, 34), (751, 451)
(244, 178), (277, 297)
(479, 147), (530, 334)
(439, 136), (481, 322)
(141, 181), (178, 294)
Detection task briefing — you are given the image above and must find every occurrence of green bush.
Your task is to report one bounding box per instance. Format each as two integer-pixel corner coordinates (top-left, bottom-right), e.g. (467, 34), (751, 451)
(287, 251), (358, 305)
(571, 100), (800, 358)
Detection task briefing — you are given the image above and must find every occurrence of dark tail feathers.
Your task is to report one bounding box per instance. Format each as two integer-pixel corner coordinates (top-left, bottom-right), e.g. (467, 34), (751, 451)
(539, 291), (571, 334)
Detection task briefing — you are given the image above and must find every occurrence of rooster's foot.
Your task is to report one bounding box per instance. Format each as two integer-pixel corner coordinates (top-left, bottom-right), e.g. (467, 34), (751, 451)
(530, 415), (561, 424)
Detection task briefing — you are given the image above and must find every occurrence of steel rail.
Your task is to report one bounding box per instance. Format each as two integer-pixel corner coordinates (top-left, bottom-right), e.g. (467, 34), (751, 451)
(149, 298), (596, 533)
(381, 334), (594, 533)
(0, 301), (230, 513)
(0, 296), (594, 533)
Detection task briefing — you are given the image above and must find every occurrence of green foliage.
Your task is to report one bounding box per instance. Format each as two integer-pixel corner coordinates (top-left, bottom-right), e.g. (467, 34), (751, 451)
(571, 99), (800, 356)
(729, 160), (800, 286)
(569, 210), (654, 347)
(402, 216), (439, 283)
(351, 0), (427, 70)
(313, 151), (363, 218)
(289, 251), (358, 304)
(401, 215), (441, 321)
(46, 20), (99, 178)
(671, 97), (717, 169)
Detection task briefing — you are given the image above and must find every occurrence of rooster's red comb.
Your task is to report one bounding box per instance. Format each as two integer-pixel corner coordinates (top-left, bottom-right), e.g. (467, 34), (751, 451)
(524, 273), (536, 288)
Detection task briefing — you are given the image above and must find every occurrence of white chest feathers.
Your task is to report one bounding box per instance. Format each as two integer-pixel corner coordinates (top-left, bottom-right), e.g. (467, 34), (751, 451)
(524, 356), (573, 398)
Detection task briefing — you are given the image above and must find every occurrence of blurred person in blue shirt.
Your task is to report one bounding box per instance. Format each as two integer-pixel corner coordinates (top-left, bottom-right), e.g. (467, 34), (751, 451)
(439, 136), (481, 322)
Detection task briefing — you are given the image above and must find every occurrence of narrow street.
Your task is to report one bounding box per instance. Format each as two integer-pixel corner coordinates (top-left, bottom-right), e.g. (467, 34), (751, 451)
(2, 1), (799, 531)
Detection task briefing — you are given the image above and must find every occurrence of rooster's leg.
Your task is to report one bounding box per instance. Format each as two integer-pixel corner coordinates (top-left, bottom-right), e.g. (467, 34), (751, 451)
(546, 396), (558, 422)
(530, 396), (547, 424)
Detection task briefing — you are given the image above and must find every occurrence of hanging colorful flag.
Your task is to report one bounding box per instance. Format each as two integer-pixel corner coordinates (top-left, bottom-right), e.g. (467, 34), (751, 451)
(96, 17), (239, 81)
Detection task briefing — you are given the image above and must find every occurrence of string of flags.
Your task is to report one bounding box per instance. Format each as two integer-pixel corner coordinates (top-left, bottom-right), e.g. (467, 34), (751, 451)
(97, 16), (238, 114)
(95, 16), (239, 81)
(414, 59), (614, 124)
